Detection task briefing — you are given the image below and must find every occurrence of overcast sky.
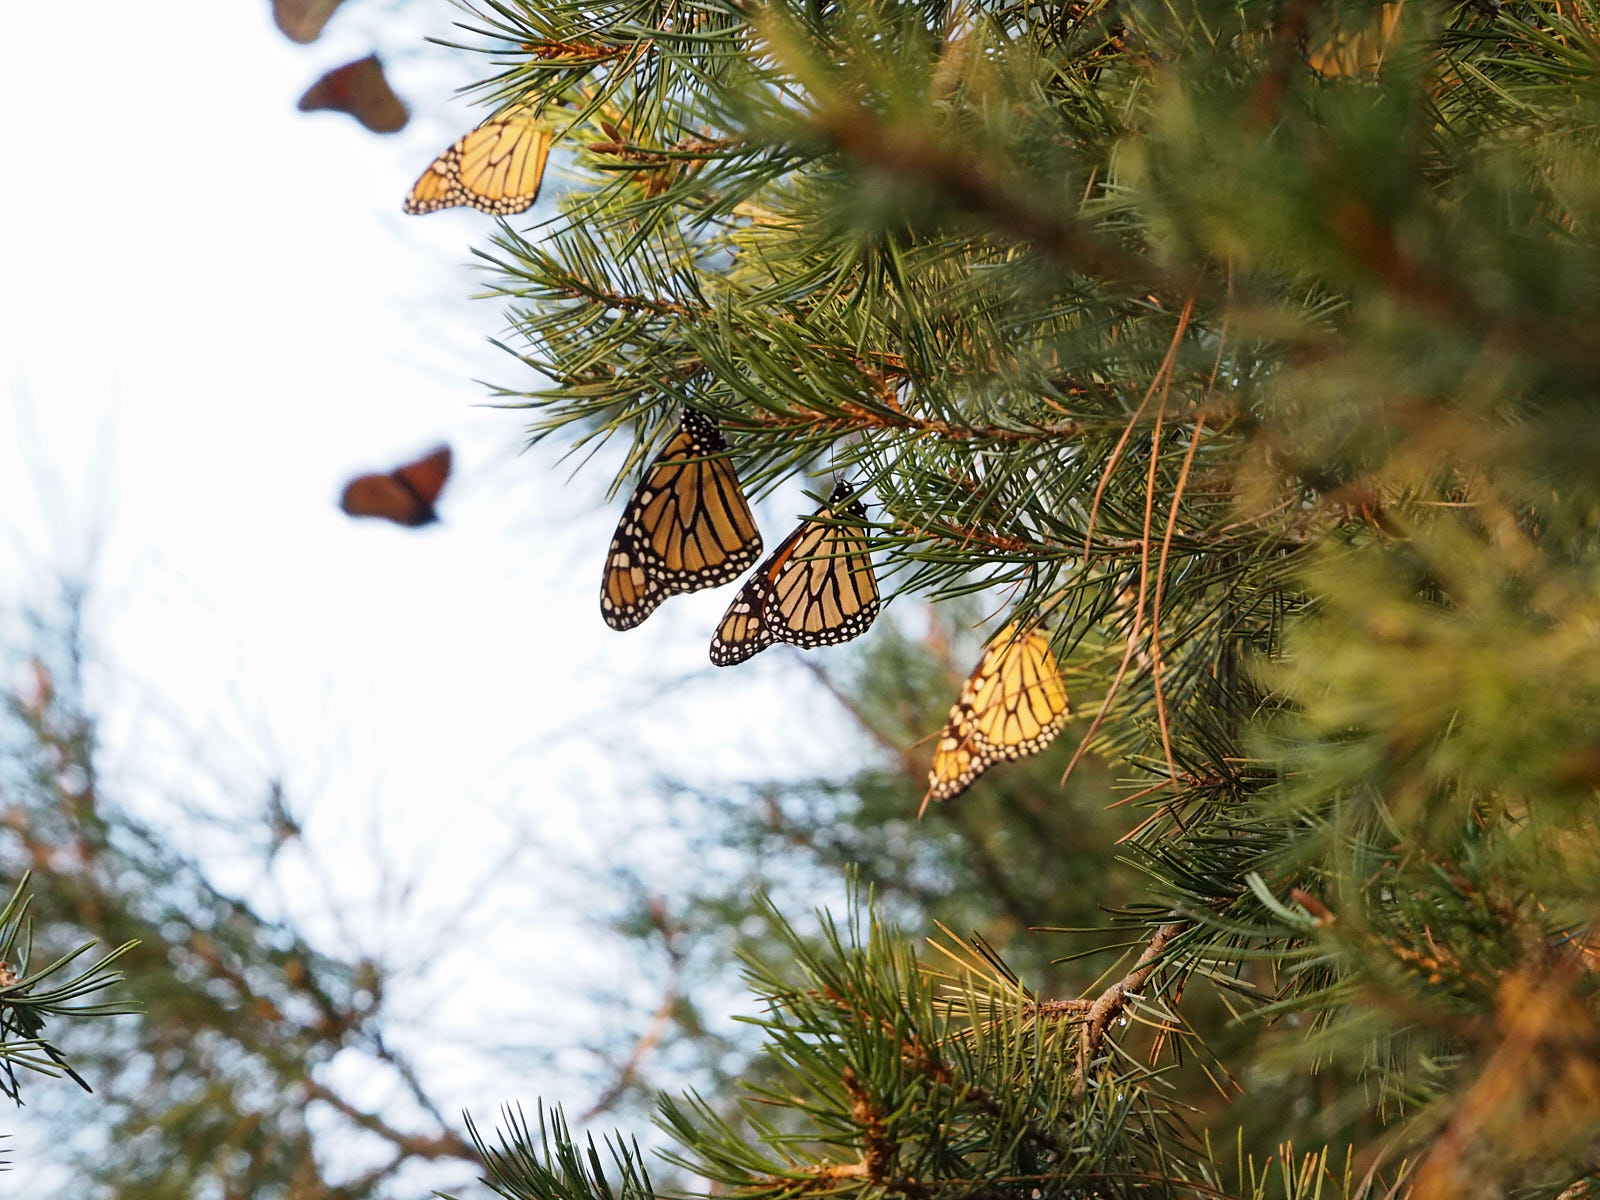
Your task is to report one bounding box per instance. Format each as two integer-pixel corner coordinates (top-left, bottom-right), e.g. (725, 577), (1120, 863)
(0, 1), (879, 1186)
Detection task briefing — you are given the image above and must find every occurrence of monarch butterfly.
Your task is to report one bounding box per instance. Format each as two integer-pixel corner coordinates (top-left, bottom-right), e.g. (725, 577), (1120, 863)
(710, 480), (879, 666)
(298, 54), (409, 134)
(601, 408), (763, 630)
(921, 622), (1071, 813)
(339, 445), (452, 527)
(273, 0), (345, 44)
(403, 121), (553, 215)
(1306, 1), (1405, 78)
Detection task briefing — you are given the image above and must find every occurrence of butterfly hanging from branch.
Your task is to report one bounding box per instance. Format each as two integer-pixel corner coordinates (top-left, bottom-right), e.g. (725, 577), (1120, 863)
(404, 120), (553, 215)
(600, 408), (763, 629)
(922, 621), (1071, 814)
(711, 480), (880, 666)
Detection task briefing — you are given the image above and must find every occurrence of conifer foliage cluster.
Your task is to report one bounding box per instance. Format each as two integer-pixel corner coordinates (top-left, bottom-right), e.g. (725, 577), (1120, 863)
(436, 0), (1600, 1194)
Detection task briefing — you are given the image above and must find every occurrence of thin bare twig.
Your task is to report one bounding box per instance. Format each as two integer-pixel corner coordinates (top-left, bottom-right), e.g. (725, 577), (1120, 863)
(579, 897), (683, 1122)
(585, 135), (738, 163)
(792, 655), (923, 780)
(303, 1078), (480, 1165)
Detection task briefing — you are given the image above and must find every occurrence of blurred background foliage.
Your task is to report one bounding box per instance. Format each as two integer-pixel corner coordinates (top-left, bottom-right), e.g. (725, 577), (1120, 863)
(3, 578), (1149, 1193)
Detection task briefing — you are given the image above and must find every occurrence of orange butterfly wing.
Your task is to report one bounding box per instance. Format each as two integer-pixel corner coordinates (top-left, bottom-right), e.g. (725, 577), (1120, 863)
(392, 446), (452, 506)
(600, 408), (762, 630)
(404, 122), (553, 216)
(1306, 0), (1405, 77)
(922, 623), (1071, 812)
(340, 445), (452, 527)
(709, 480), (878, 666)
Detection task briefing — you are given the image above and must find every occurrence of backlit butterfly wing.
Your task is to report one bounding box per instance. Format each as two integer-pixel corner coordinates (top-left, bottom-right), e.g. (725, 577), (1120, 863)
(298, 54), (409, 134)
(922, 622), (1070, 813)
(600, 408), (762, 630)
(339, 445), (452, 527)
(403, 121), (553, 215)
(710, 480), (879, 666)
(1306, 1), (1404, 78)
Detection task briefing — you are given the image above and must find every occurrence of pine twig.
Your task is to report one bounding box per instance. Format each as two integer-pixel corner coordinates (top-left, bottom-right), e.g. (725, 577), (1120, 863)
(1075, 928), (1190, 1088)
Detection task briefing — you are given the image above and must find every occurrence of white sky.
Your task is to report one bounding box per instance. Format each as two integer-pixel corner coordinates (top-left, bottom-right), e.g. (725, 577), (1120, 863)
(0, 1), (882, 1189)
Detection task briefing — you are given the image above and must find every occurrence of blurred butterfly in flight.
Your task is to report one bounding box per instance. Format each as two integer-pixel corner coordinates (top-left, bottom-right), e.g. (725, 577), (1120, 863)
(339, 445), (452, 528)
(404, 121), (553, 215)
(922, 622), (1071, 814)
(298, 54), (409, 134)
(601, 408), (763, 630)
(710, 480), (879, 666)
(272, 0), (346, 44)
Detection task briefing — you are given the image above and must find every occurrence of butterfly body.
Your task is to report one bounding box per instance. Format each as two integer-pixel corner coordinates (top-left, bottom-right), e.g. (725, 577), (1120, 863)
(403, 121), (552, 215)
(601, 408), (762, 630)
(710, 480), (879, 666)
(923, 623), (1070, 811)
(339, 445), (452, 527)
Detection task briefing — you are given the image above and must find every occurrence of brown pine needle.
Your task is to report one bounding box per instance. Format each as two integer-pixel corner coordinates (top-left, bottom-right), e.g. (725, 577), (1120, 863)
(1082, 297), (1195, 562)
(1060, 300), (1194, 786)
(1149, 410), (1207, 806)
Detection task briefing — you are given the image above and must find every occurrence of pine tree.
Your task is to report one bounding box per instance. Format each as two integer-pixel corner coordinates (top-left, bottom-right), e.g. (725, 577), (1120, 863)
(434, 0), (1600, 1195)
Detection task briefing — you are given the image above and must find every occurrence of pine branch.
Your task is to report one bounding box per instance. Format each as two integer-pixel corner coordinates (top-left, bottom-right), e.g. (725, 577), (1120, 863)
(1070, 921), (1184, 1080)
(808, 105), (1191, 302)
